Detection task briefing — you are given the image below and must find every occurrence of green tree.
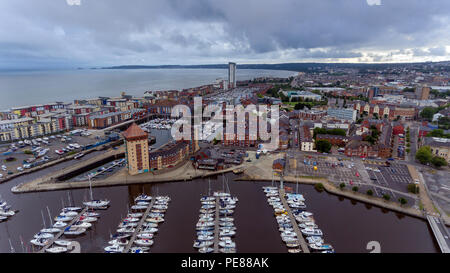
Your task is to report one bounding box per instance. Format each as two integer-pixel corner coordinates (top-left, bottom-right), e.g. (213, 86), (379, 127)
(339, 183), (345, 190)
(420, 107), (439, 121)
(415, 146), (432, 164)
(314, 183), (324, 192)
(366, 189), (373, 196)
(398, 198), (407, 205)
(431, 156), (447, 168)
(407, 184), (419, 194)
(383, 194), (391, 201)
(352, 186), (359, 192)
(315, 140), (332, 153)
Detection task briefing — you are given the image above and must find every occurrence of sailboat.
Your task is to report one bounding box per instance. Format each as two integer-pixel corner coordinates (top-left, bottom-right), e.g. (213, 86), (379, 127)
(40, 210), (61, 233)
(83, 177), (110, 208)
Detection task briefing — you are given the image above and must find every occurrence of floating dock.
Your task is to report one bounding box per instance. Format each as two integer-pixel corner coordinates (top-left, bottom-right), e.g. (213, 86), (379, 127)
(278, 188), (310, 253)
(213, 196), (220, 253)
(37, 207), (89, 253)
(122, 198), (156, 253)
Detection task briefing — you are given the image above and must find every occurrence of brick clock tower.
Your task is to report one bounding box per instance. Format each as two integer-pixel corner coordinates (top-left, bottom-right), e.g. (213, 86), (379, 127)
(123, 123), (149, 175)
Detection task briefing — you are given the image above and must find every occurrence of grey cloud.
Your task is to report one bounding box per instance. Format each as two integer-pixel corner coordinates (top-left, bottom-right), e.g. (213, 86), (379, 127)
(0, 0), (449, 68)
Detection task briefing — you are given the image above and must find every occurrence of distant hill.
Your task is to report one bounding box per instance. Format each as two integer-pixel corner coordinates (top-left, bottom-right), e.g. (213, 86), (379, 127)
(100, 61), (450, 73)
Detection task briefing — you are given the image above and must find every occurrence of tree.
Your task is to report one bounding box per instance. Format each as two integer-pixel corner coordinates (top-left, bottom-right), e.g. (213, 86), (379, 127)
(314, 183), (324, 192)
(431, 156), (447, 168)
(398, 198), (407, 205)
(420, 107), (439, 121)
(415, 146), (433, 164)
(352, 186), (359, 192)
(315, 140), (331, 153)
(383, 194), (391, 201)
(367, 189), (373, 196)
(407, 184), (419, 194)
(339, 183), (345, 190)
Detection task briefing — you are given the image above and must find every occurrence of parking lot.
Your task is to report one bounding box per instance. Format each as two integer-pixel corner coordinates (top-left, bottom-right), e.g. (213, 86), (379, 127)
(0, 133), (96, 178)
(71, 158), (126, 182)
(196, 145), (248, 169)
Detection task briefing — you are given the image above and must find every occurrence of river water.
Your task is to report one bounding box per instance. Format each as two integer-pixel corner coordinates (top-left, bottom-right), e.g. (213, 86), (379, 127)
(0, 129), (440, 253)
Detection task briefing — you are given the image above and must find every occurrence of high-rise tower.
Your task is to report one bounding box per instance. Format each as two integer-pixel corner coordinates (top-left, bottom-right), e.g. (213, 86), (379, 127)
(228, 62), (236, 89)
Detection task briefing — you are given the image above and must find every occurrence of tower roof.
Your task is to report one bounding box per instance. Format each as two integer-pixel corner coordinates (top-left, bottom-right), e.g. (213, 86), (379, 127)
(122, 123), (148, 140)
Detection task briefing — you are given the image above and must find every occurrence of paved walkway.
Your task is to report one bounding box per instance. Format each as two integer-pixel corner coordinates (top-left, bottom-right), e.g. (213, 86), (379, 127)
(123, 198), (156, 253)
(279, 188), (310, 253)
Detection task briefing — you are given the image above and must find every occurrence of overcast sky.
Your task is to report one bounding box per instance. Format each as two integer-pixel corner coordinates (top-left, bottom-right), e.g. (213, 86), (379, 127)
(1, 0), (449, 69)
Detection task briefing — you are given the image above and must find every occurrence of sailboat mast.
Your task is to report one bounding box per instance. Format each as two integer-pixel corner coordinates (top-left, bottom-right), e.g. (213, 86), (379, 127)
(208, 178), (211, 196)
(8, 239), (14, 253)
(41, 210), (46, 228)
(89, 176), (93, 201)
(46, 206), (53, 227)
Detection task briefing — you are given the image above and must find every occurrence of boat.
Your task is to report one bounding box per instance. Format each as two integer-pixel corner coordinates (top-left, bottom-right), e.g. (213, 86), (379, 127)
(146, 216), (164, 223)
(104, 245), (124, 253)
(309, 243), (334, 251)
(141, 227), (158, 233)
(79, 216), (98, 223)
(128, 213), (143, 218)
(219, 229), (236, 237)
(197, 231), (214, 237)
(108, 239), (129, 246)
(64, 227), (86, 236)
(219, 247), (236, 253)
(152, 205), (168, 210)
(137, 233), (154, 239)
(45, 247), (68, 253)
(306, 236), (324, 244)
(219, 222), (234, 227)
(299, 222), (318, 229)
(83, 177), (110, 209)
(71, 221), (92, 229)
(54, 240), (74, 247)
(301, 228), (323, 236)
(122, 217), (140, 223)
(34, 232), (54, 239)
(198, 247), (214, 253)
(59, 211), (78, 217)
(118, 222), (139, 228)
(117, 226), (136, 233)
(286, 242), (300, 248)
(0, 216), (7, 222)
(135, 194), (152, 202)
(201, 204), (215, 210)
(82, 211), (100, 217)
(197, 235), (214, 241)
(142, 222), (158, 228)
(193, 240), (213, 248)
(134, 239), (154, 247)
(0, 210), (15, 217)
(200, 196), (215, 202)
(135, 201), (150, 206)
(40, 228), (61, 233)
(220, 217), (234, 222)
(84, 200), (110, 208)
(53, 221), (67, 228)
(129, 247), (150, 253)
(54, 215), (73, 222)
(288, 248), (301, 253)
(30, 238), (50, 247)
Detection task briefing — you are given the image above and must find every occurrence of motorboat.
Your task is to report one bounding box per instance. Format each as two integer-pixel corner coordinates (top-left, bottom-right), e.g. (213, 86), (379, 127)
(0, 216), (7, 222)
(0, 210), (15, 217)
(197, 235), (214, 241)
(118, 222), (139, 228)
(219, 240), (236, 248)
(219, 229), (236, 237)
(79, 216), (98, 223)
(286, 242), (300, 248)
(45, 247), (67, 253)
(221, 217), (234, 222)
(155, 196), (171, 202)
(288, 248), (301, 253)
(193, 240), (213, 248)
(128, 213), (143, 218)
(301, 228), (323, 236)
(135, 239), (154, 247)
(152, 205), (168, 210)
(219, 247), (236, 253)
(306, 236), (324, 244)
(137, 233), (154, 239)
(108, 239), (129, 246)
(129, 247), (149, 253)
(309, 243), (333, 251)
(83, 200), (110, 208)
(117, 226), (136, 233)
(201, 204), (215, 210)
(213, 192), (230, 197)
(142, 222), (158, 228)
(219, 209), (234, 215)
(199, 208), (215, 214)
(220, 236), (232, 241)
(219, 222), (234, 227)
(199, 217), (214, 222)
(64, 227), (86, 236)
(135, 194), (152, 202)
(82, 211), (100, 217)
(197, 231), (214, 237)
(299, 222), (318, 229)
(122, 217), (139, 223)
(135, 201), (150, 206)
(131, 205), (148, 210)
(104, 245), (124, 253)
(200, 196), (215, 202)
(198, 247), (214, 253)
(146, 216), (164, 223)
(71, 221), (92, 229)
(141, 227), (158, 233)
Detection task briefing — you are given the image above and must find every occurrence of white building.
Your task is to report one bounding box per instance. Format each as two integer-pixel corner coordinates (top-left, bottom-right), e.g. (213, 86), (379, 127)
(228, 62), (236, 89)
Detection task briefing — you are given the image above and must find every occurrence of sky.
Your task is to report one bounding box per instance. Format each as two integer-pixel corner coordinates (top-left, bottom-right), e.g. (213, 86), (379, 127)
(0, 0), (449, 69)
